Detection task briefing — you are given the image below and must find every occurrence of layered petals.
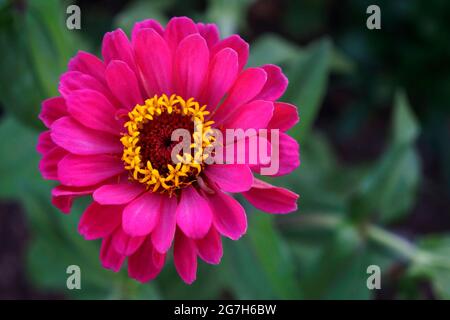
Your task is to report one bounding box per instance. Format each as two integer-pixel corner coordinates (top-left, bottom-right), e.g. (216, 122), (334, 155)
(105, 60), (143, 109)
(102, 29), (136, 72)
(205, 164), (253, 193)
(93, 180), (144, 205)
(122, 192), (163, 236)
(68, 51), (106, 85)
(243, 178), (298, 213)
(39, 146), (67, 180)
(164, 16), (198, 52)
(134, 28), (172, 95)
(196, 227), (223, 265)
(268, 102), (299, 132)
(100, 235), (125, 272)
(128, 236), (165, 283)
(202, 48), (238, 111)
(37, 16), (300, 286)
(58, 154), (123, 187)
(51, 117), (122, 155)
(78, 202), (123, 240)
(174, 230), (197, 284)
(66, 89), (120, 135)
(209, 190), (247, 240)
(151, 196), (178, 253)
(36, 131), (55, 155)
(52, 184), (98, 214)
(212, 67), (267, 123)
(254, 64), (288, 101)
(176, 187), (212, 239)
(131, 19), (164, 41)
(174, 34), (209, 99)
(211, 35), (249, 72)
(39, 97), (67, 128)
(112, 227), (146, 256)
(219, 100), (274, 130)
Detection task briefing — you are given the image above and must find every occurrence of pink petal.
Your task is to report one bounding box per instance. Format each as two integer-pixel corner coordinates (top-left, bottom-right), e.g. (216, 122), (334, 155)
(202, 48), (238, 111)
(243, 178), (298, 213)
(176, 187), (212, 239)
(196, 227), (222, 265)
(102, 29), (136, 71)
(197, 23), (220, 48)
(112, 227), (146, 256)
(254, 64), (288, 101)
(212, 67), (267, 123)
(100, 235), (125, 272)
(220, 100), (274, 130)
(36, 131), (55, 155)
(131, 19), (164, 42)
(66, 89), (121, 135)
(39, 146), (67, 180)
(39, 97), (67, 128)
(58, 154), (123, 187)
(134, 28), (172, 96)
(52, 184), (97, 214)
(164, 16), (198, 52)
(59, 71), (111, 100)
(68, 51), (106, 85)
(268, 102), (299, 132)
(209, 191), (247, 240)
(174, 34), (209, 99)
(222, 134), (272, 169)
(128, 236), (165, 283)
(105, 60), (143, 109)
(93, 181), (144, 205)
(205, 164), (253, 193)
(78, 201), (123, 240)
(51, 195), (73, 215)
(51, 117), (122, 155)
(151, 196), (177, 253)
(122, 192), (163, 236)
(211, 35), (249, 72)
(173, 230), (197, 284)
(271, 132), (300, 176)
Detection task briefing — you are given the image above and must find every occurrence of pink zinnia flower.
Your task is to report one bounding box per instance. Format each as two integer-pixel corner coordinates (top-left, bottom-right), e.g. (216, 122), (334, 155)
(37, 17), (299, 284)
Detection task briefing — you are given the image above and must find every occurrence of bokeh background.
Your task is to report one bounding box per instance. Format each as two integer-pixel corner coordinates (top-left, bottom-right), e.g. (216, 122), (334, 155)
(1, 0), (449, 299)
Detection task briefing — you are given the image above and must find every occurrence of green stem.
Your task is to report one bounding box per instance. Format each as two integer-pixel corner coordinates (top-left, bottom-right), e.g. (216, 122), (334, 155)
(285, 213), (430, 264)
(366, 224), (426, 262)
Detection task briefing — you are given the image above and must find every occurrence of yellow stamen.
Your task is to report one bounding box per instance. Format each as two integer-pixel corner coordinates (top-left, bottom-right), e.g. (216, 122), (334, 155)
(121, 94), (214, 194)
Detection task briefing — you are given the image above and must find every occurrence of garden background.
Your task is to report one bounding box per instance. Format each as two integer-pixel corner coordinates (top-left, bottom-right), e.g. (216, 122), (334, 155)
(0, 0), (449, 299)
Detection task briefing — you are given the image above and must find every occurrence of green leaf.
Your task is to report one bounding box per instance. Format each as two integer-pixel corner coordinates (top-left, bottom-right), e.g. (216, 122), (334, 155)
(280, 132), (361, 214)
(223, 239), (278, 299)
(392, 90), (420, 146)
(349, 91), (421, 223)
(300, 222), (366, 299)
(285, 38), (332, 142)
(247, 214), (302, 299)
(0, 0), (80, 128)
(410, 235), (450, 299)
(330, 47), (356, 74)
(248, 33), (303, 67)
(0, 116), (41, 199)
(206, 0), (254, 37)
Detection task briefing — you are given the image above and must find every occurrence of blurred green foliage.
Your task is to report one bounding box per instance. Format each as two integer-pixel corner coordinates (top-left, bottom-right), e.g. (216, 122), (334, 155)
(0, 0), (449, 300)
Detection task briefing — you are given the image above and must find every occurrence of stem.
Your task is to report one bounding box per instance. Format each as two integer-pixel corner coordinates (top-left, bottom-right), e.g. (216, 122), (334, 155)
(284, 213), (430, 264)
(367, 224), (425, 262)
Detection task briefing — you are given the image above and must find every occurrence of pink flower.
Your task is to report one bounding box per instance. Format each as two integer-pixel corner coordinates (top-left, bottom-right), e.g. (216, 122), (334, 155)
(37, 17), (299, 284)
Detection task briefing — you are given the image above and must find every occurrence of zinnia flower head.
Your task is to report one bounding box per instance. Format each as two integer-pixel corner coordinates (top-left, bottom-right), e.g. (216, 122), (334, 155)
(37, 17), (300, 284)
